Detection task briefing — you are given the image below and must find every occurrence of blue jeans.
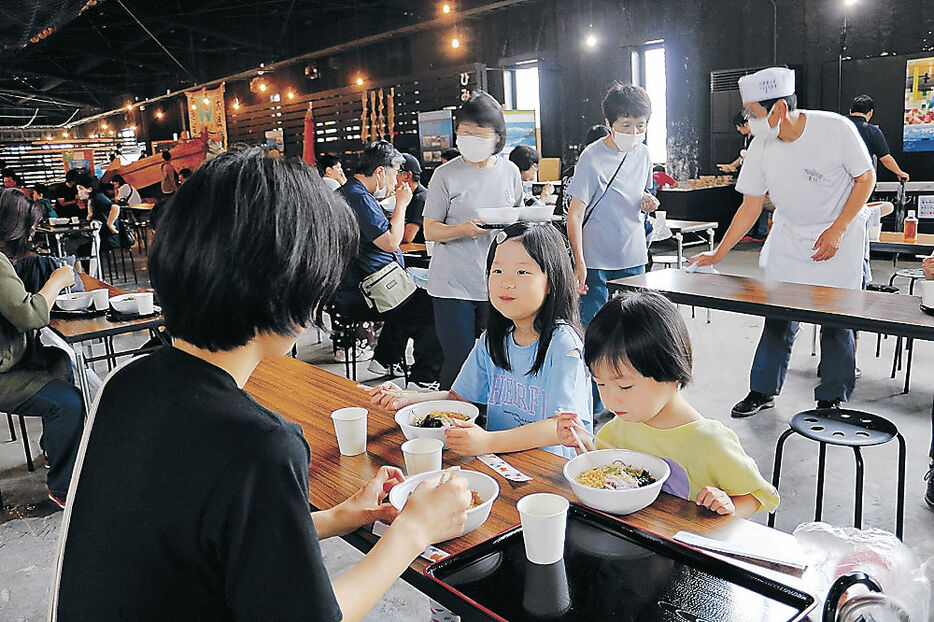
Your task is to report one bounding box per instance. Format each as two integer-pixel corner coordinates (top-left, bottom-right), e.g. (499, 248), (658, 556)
(580, 266), (646, 326)
(14, 379), (84, 498)
(433, 298), (490, 390)
(750, 319), (855, 402)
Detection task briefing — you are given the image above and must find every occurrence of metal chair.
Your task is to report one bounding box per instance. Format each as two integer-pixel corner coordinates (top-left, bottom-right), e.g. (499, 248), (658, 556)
(769, 407), (906, 539)
(5, 412), (38, 472)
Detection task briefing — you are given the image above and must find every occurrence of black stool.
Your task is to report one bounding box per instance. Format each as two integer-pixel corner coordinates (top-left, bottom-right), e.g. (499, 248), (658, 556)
(769, 408), (906, 539)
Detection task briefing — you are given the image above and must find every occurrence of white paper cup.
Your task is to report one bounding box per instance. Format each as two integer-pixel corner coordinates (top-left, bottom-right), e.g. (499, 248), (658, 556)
(517, 493), (569, 565)
(135, 292), (154, 315)
(401, 438), (443, 475)
(89, 288), (109, 311)
(331, 407), (367, 456)
(70, 216), (79, 224)
(654, 210), (667, 227)
(921, 279), (934, 308)
(868, 224), (882, 242)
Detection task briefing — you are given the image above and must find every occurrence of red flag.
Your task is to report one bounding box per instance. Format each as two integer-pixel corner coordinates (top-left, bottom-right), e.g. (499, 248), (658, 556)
(302, 102), (316, 167)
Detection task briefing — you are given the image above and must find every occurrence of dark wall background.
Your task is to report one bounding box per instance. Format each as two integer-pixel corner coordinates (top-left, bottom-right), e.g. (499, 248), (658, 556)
(159, 0), (934, 179)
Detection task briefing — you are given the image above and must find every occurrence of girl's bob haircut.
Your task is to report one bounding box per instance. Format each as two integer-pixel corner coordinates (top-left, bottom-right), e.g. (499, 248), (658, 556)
(584, 290), (693, 388)
(484, 222), (580, 375)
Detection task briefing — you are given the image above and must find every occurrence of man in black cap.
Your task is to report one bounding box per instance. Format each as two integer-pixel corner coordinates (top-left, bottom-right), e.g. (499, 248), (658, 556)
(399, 153), (427, 243)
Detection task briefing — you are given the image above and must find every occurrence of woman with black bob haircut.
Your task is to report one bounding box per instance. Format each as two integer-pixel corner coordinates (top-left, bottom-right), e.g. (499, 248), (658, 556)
(52, 146), (472, 621)
(422, 90), (524, 390)
(0, 189), (82, 510)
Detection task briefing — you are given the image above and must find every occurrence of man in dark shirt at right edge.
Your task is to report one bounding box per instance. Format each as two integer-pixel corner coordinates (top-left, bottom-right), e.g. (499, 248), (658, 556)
(847, 95), (910, 182)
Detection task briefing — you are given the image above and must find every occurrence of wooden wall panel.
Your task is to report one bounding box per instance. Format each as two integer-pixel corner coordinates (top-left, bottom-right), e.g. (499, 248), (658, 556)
(227, 64), (485, 162)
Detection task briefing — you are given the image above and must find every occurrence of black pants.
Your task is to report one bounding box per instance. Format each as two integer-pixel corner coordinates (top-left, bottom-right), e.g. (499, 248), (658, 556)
(334, 288), (442, 384)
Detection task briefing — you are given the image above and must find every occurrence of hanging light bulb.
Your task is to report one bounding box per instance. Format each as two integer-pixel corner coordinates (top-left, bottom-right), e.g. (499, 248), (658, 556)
(585, 31), (597, 47)
(156, 110), (164, 119)
(191, 103), (197, 110)
(356, 76), (364, 86)
(258, 82), (267, 92)
(451, 37), (460, 49)
(101, 122), (108, 129)
(442, 3), (451, 13)
(287, 90), (295, 99)
(202, 97), (210, 105)
(233, 98), (240, 110)
(126, 103), (133, 111)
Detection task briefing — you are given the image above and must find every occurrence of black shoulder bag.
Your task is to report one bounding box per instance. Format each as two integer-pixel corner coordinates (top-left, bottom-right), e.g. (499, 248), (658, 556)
(580, 152), (628, 229)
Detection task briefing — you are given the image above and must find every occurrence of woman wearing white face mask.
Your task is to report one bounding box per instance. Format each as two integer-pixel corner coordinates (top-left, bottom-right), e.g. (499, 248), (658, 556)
(422, 90), (524, 389)
(566, 83), (658, 328)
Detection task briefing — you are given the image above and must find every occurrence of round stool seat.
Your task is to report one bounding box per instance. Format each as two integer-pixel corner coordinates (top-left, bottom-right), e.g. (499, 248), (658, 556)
(894, 268), (924, 279)
(789, 408), (897, 447)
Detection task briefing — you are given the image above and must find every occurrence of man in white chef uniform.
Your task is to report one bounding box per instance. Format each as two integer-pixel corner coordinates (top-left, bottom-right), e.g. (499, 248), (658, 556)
(692, 67), (875, 417)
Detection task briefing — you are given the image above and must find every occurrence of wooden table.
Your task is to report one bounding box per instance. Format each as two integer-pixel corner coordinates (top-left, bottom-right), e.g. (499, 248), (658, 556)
(400, 242), (429, 269)
(125, 203), (154, 212)
(244, 357), (816, 618)
(608, 269), (934, 342)
(48, 274), (165, 411)
(870, 231), (934, 258)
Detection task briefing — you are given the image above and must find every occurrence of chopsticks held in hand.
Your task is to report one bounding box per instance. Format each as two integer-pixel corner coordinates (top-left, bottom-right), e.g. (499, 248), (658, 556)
(569, 419), (613, 450)
(357, 383), (414, 399)
(437, 465), (461, 486)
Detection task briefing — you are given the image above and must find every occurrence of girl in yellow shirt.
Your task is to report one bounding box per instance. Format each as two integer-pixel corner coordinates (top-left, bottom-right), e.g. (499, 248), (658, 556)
(557, 291), (778, 518)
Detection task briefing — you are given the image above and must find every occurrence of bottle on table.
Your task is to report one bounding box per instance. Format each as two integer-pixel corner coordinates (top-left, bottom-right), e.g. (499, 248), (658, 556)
(904, 209), (918, 243)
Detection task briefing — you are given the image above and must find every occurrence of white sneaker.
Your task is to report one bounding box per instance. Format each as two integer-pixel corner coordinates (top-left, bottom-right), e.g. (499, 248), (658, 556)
(407, 380), (440, 392)
(334, 346), (373, 363)
(367, 359), (404, 377)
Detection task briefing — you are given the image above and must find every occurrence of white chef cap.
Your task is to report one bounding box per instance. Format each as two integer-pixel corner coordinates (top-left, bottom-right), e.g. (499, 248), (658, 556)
(738, 67), (795, 104)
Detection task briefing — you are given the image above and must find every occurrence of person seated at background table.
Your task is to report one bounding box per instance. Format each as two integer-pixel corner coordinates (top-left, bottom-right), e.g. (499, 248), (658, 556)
(440, 147), (460, 164)
(371, 222), (592, 458)
(0, 189), (83, 509)
(2, 168), (23, 189)
(423, 90), (524, 390)
(336, 140), (442, 389)
(110, 174), (141, 206)
(50, 146), (471, 622)
(52, 169), (82, 219)
(556, 291), (779, 518)
(76, 174), (122, 250)
(398, 153), (427, 244)
(508, 145), (554, 205)
(32, 183), (56, 219)
(317, 153), (347, 191)
(178, 167), (192, 185)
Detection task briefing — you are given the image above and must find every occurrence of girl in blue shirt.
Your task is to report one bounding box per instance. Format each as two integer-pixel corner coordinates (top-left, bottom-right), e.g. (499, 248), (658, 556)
(371, 222), (592, 458)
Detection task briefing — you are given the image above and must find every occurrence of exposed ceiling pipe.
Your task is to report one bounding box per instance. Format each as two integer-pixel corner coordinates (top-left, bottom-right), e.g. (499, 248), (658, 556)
(70, 0), (535, 127)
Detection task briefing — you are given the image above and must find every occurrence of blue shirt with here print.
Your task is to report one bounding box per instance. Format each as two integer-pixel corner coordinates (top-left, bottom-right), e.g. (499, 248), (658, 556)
(452, 323), (592, 458)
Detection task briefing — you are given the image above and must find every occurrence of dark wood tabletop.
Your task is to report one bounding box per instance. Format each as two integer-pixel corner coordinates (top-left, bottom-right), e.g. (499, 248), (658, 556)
(871, 231), (934, 256)
(47, 275), (163, 343)
(244, 356), (812, 602)
(609, 269), (934, 342)
(36, 221), (95, 234)
(400, 242), (427, 254)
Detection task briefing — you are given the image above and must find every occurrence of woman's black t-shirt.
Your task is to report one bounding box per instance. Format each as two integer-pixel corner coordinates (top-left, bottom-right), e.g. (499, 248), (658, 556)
(52, 346), (341, 621)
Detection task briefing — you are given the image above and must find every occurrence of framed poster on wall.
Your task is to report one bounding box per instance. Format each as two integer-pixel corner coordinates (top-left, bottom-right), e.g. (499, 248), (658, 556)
(903, 57), (934, 152)
(503, 110), (538, 154)
(63, 149), (94, 175)
(417, 110), (454, 165)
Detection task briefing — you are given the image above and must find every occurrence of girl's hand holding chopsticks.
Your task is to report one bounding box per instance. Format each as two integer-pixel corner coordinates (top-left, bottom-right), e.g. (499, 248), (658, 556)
(554, 412), (598, 453)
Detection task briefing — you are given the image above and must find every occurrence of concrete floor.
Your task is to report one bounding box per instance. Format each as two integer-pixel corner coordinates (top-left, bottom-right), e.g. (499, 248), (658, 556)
(1, 242), (932, 620)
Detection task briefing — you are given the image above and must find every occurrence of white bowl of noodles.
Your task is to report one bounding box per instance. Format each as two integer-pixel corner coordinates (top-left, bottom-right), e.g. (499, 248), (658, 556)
(389, 469), (499, 538)
(563, 449), (670, 515)
(394, 400), (480, 449)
